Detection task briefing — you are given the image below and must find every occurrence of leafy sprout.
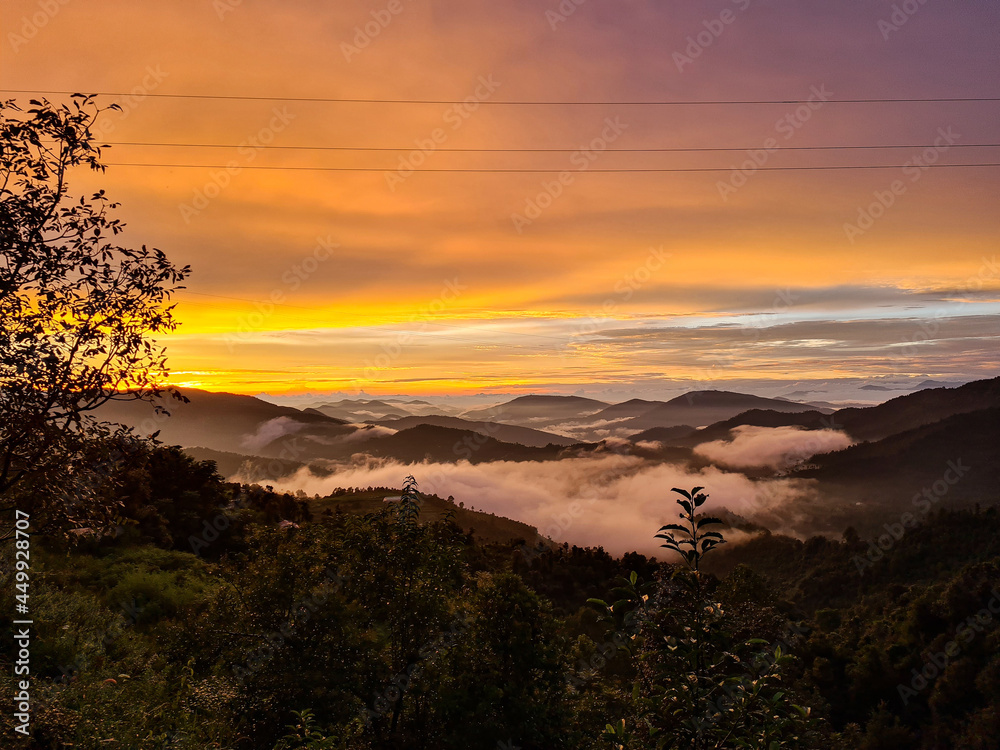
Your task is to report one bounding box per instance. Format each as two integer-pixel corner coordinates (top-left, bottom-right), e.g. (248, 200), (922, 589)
(655, 486), (726, 572)
(395, 474), (422, 530)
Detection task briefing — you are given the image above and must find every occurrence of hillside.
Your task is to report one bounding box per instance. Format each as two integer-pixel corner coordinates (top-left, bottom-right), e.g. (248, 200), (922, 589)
(183, 446), (308, 482)
(310, 488), (542, 546)
(796, 407), (1000, 524)
(460, 394), (609, 425)
(353, 424), (578, 463)
(309, 399), (418, 422)
(173, 450), (544, 546)
(619, 390), (825, 431)
(587, 398), (666, 421)
(374, 415), (576, 448)
(669, 409), (830, 447)
(627, 424), (698, 444)
(670, 377), (1000, 447)
(246, 423), (584, 465)
(831, 376), (1000, 441)
(96, 388), (354, 455)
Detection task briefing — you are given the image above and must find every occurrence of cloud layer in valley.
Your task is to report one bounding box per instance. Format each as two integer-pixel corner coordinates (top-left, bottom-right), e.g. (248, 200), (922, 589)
(249, 454), (824, 556)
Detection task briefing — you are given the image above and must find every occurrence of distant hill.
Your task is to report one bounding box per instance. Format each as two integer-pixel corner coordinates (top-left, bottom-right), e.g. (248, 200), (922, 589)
(248, 423), (582, 465)
(356, 424), (576, 464)
(619, 391), (825, 431)
(375, 415), (576, 448)
(667, 410), (830, 448)
(96, 388), (354, 455)
(652, 377), (1000, 448)
(587, 398), (666, 422)
(184, 446), (308, 482)
(99, 389), (595, 468)
(912, 378), (966, 390)
(460, 394), (609, 426)
(831, 376), (1000, 442)
(151, 460), (546, 546)
(309, 399), (416, 422)
(301, 407), (332, 418)
(803, 400), (867, 410)
(184, 422), (586, 482)
(627, 425), (698, 444)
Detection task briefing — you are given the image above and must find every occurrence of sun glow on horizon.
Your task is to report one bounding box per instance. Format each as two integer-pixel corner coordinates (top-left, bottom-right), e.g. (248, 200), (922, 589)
(8, 0), (997, 395)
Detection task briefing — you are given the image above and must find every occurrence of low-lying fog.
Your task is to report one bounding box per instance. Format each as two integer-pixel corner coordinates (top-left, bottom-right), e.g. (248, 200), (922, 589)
(245, 426), (851, 556)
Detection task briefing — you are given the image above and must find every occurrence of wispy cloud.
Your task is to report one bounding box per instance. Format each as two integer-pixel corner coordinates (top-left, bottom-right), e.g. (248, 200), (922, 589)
(694, 425), (852, 470)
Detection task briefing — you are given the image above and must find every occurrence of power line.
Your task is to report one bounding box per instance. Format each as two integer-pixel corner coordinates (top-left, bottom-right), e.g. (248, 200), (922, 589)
(4, 89), (1000, 105)
(105, 162), (1000, 173)
(104, 141), (1000, 153)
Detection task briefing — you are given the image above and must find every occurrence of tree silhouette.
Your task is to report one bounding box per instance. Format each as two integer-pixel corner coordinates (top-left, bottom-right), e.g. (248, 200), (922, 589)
(0, 95), (189, 539)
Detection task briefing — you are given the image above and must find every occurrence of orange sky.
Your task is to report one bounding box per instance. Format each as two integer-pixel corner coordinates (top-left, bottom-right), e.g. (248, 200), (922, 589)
(3, 0), (998, 395)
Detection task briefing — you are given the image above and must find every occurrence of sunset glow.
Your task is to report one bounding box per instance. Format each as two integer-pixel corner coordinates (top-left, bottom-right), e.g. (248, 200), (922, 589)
(5, 0), (998, 395)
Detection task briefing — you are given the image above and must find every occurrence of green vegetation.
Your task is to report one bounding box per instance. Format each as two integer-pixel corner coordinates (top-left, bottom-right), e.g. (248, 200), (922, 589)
(2, 448), (998, 748)
(592, 488), (817, 749)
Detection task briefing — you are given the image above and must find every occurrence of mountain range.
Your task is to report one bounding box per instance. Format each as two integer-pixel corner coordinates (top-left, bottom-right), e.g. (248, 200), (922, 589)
(616, 390), (830, 431)
(98, 378), (999, 537)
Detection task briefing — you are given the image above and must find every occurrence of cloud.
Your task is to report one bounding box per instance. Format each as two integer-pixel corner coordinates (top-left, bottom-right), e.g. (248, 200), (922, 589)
(634, 440), (663, 451)
(554, 417), (636, 440)
(240, 418), (395, 453)
(254, 454), (821, 556)
(337, 424), (398, 443)
(694, 425), (852, 470)
(241, 416), (307, 452)
(592, 436), (634, 453)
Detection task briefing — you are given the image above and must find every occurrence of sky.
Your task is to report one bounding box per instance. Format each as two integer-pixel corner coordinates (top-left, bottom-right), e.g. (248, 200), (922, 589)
(4, 0), (999, 397)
